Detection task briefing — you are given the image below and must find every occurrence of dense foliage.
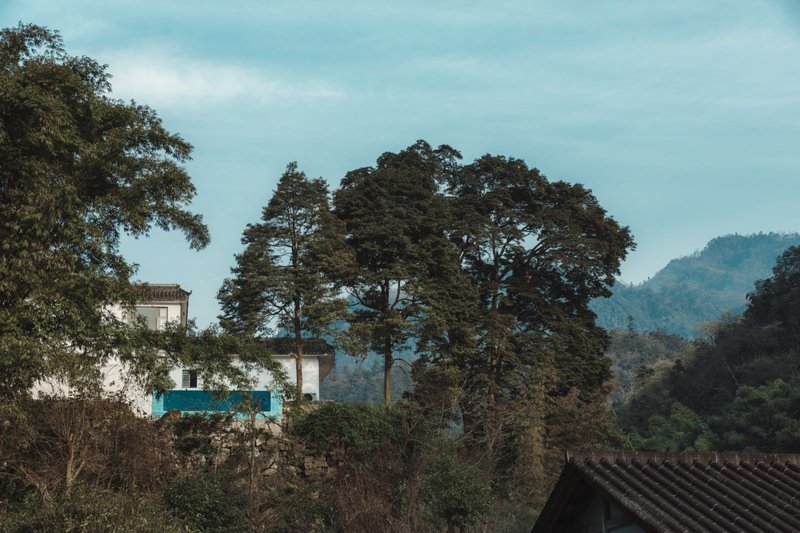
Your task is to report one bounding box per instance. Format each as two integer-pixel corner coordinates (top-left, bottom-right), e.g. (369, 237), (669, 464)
(604, 325), (689, 408)
(0, 24), (209, 396)
(617, 246), (800, 453)
(334, 141), (458, 406)
(218, 162), (349, 398)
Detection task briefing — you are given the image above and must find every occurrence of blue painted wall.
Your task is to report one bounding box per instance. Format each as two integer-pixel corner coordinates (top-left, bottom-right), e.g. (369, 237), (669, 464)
(152, 390), (282, 419)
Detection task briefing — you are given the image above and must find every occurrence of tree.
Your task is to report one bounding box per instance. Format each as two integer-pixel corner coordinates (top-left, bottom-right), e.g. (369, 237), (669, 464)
(218, 162), (348, 399)
(334, 141), (460, 406)
(0, 24), (209, 397)
(434, 154), (633, 463)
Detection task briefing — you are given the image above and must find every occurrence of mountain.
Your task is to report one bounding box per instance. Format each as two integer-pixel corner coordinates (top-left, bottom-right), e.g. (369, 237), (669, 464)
(592, 232), (800, 337)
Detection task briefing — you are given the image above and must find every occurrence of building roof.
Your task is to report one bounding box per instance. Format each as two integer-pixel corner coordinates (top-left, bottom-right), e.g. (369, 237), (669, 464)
(533, 451), (800, 533)
(135, 283), (191, 303)
(265, 338), (335, 382)
(265, 337), (334, 356)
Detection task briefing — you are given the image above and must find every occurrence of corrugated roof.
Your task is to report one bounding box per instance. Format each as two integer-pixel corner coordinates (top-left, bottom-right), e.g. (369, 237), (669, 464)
(533, 451), (800, 533)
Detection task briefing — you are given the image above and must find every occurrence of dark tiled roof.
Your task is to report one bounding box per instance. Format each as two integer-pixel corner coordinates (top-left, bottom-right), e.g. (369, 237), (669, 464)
(534, 451), (800, 533)
(264, 338), (334, 356)
(135, 283), (191, 303)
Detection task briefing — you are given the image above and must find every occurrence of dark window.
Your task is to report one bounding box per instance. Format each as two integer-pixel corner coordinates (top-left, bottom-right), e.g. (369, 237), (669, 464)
(181, 369), (198, 388)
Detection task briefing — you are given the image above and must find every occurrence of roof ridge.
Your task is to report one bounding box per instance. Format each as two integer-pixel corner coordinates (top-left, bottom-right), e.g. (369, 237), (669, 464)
(567, 450), (800, 465)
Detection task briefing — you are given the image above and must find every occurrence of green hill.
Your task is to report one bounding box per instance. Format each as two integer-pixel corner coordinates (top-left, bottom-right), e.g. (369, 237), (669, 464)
(592, 232), (800, 337)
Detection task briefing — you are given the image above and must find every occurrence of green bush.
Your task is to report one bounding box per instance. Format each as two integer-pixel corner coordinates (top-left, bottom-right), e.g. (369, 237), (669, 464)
(289, 403), (400, 456)
(162, 472), (248, 533)
(3, 484), (187, 533)
(169, 413), (233, 458)
(420, 453), (491, 532)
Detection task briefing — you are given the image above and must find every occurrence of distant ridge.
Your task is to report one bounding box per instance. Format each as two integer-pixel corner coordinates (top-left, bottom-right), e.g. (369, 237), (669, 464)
(592, 232), (800, 337)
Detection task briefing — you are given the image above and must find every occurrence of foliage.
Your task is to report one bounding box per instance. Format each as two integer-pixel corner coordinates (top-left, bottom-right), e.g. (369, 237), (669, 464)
(3, 484), (188, 533)
(0, 23), (208, 397)
(617, 246), (800, 453)
(626, 402), (715, 453)
(167, 412), (234, 459)
(289, 402), (401, 456)
(162, 472), (249, 533)
(416, 152), (633, 503)
(712, 379), (800, 452)
(0, 397), (176, 498)
(592, 232), (800, 337)
(334, 140), (461, 406)
(218, 162), (349, 399)
(255, 484), (332, 533)
(605, 326), (690, 408)
(420, 453), (491, 532)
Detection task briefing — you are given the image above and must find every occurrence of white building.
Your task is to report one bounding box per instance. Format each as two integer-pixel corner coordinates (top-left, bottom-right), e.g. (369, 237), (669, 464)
(35, 284), (334, 419)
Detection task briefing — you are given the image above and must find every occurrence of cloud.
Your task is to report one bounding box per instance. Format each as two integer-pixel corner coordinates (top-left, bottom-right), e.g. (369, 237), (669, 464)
(105, 49), (345, 108)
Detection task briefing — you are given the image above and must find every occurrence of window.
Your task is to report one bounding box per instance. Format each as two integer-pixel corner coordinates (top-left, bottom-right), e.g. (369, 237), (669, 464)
(181, 369), (198, 389)
(130, 306), (168, 330)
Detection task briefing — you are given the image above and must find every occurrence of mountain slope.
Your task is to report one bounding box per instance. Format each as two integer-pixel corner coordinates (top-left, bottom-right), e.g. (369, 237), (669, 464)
(592, 233), (800, 337)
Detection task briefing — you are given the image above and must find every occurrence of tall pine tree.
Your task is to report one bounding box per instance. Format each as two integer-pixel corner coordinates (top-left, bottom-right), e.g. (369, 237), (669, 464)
(218, 163), (348, 399)
(334, 141), (460, 406)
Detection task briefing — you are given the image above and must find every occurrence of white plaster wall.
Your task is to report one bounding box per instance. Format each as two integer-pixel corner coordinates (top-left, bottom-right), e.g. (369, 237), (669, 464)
(32, 357), (153, 416)
(32, 302), (184, 416)
(272, 355), (321, 397)
(167, 355), (308, 392)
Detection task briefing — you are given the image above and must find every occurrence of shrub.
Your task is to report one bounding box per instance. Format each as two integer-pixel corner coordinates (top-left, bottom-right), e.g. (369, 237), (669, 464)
(289, 403), (400, 456)
(3, 484), (187, 533)
(420, 453), (491, 532)
(162, 472), (248, 533)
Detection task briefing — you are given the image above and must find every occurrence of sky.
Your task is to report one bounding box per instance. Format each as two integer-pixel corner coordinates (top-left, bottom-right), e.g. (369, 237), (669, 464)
(5, 1), (800, 327)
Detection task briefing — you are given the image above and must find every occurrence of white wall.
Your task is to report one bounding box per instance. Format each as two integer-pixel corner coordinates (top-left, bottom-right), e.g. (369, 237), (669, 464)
(272, 355), (321, 398)
(170, 355), (321, 397)
(32, 302), (184, 416)
(32, 301), (325, 417)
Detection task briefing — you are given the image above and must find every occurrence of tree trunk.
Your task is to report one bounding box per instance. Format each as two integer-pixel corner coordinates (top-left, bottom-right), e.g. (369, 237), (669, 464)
(384, 347), (393, 407)
(65, 442), (75, 493)
(294, 299), (303, 400)
(383, 285), (393, 407)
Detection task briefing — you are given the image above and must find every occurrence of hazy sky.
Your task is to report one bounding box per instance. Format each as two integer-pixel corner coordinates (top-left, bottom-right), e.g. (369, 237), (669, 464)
(5, 1), (800, 327)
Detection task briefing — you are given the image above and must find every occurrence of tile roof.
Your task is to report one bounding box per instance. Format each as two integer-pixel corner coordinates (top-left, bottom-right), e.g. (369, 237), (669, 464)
(265, 338), (334, 356)
(135, 283), (191, 303)
(533, 451), (800, 533)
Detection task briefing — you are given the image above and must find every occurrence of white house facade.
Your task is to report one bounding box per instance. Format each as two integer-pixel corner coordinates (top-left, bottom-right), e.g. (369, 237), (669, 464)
(34, 284), (334, 420)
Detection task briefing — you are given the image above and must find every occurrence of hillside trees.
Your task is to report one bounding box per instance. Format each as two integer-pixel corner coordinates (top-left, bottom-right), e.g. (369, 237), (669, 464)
(618, 246), (800, 453)
(0, 24), (209, 397)
(334, 141), (460, 406)
(218, 162), (348, 399)
(433, 155), (634, 464)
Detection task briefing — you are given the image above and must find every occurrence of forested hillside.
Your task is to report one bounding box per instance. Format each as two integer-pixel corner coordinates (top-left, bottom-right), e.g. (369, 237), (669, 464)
(615, 245), (800, 453)
(592, 233), (800, 337)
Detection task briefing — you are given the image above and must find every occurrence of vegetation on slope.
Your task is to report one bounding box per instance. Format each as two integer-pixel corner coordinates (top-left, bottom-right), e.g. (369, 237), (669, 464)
(616, 246), (800, 453)
(593, 232), (800, 337)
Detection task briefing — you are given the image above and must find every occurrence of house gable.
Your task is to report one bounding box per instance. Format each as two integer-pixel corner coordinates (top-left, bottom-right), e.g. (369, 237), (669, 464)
(533, 452), (800, 532)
